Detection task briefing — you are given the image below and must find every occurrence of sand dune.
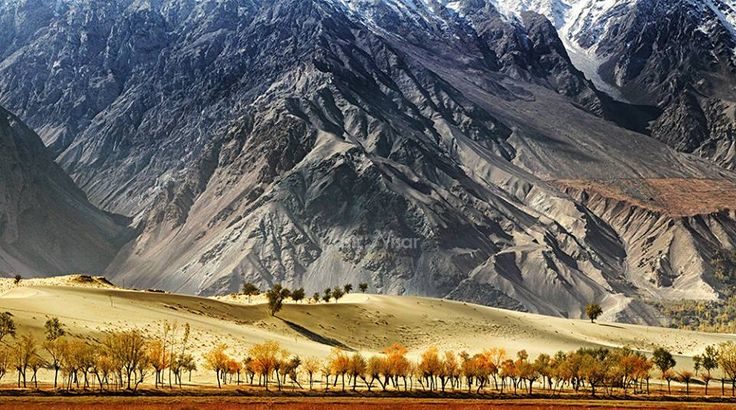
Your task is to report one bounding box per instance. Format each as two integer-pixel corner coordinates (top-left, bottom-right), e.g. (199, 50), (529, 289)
(1, 276), (735, 384)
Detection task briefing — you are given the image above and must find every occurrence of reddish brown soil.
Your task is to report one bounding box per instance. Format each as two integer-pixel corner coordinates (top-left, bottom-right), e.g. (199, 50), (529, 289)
(554, 178), (736, 217)
(0, 397), (733, 410)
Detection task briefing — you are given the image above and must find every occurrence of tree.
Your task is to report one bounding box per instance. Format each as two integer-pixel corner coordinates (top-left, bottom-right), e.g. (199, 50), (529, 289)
(718, 341), (736, 396)
(204, 344), (230, 388)
(418, 346), (442, 391)
(608, 347), (647, 395)
(0, 345), (10, 383)
(697, 345), (719, 395)
(678, 370), (694, 395)
(384, 343), (411, 391)
(366, 355), (387, 391)
(359, 283), (368, 293)
(585, 304), (603, 323)
(348, 353), (367, 391)
(323, 288), (332, 303)
(328, 348), (350, 391)
(440, 351), (460, 392)
(13, 274), (21, 285)
(44, 317), (66, 341)
(303, 357), (320, 390)
(652, 347), (676, 394)
(0, 312), (16, 342)
(101, 329), (148, 390)
(249, 340), (287, 391)
(44, 337), (66, 389)
(533, 353), (552, 393)
(148, 339), (171, 388)
(266, 284), (291, 316)
(13, 333), (38, 388)
(282, 355), (302, 389)
(312, 292), (320, 304)
(332, 287), (345, 302)
(344, 284), (353, 294)
(580, 353), (606, 396)
(693, 355), (702, 376)
(242, 283), (260, 302)
(291, 288), (306, 303)
(181, 354), (197, 383)
(170, 322), (192, 387)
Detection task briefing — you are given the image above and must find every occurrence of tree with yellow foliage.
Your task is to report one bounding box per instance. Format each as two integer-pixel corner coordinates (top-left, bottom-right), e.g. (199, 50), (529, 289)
(0, 344), (10, 383)
(718, 341), (736, 396)
(366, 355), (387, 391)
(580, 352), (607, 396)
(101, 329), (148, 390)
(348, 353), (367, 391)
(203, 344), (230, 388)
(248, 340), (287, 391)
(148, 339), (171, 388)
(13, 333), (39, 388)
(500, 358), (518, 394)
(677, 370), (694, 395)
(384, 343), (411, 391)
(328, 348), (350, 391)
(418, 346), (442, 391)
(440, 351), (460, 392)
(303, 356), (321, 390)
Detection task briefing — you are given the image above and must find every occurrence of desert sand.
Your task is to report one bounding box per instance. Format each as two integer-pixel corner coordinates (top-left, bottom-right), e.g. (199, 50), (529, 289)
(1, 275), (734, 385)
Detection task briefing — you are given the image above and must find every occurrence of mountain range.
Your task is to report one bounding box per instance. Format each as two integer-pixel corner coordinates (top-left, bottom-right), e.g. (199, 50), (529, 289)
(1, 0), (736, 324)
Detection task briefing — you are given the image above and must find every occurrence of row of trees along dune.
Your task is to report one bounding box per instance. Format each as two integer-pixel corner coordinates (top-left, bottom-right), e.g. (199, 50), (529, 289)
(0, 314), (195, 391)
(243, 282), (368, 316)
(4, 313), (736, 397)
(202, 339), (736, 397)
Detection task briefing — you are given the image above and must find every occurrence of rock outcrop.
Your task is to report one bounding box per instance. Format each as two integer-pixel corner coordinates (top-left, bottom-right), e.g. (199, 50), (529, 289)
(0, 106), (131, 276)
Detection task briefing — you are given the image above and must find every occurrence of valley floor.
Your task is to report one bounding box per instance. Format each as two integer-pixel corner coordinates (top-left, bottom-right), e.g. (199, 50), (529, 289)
(2, 275), (736, 408)
(0, 394), (735, 410)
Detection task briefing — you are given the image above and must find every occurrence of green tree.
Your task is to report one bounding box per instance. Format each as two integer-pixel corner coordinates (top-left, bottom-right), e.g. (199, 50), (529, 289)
(344, 284), (353, 294)
(332, 287), (345, 302)
(266, 284), (291, 316)
(242, 282), (260, 302)
(323, 288), (332, 303)
(696, 345), (719, 395)
(13, 274), (21, 286)
(312, 292), (321, 304)
(359, 283), (368, 293)
(652, 347), (676, 394)
(291, 288), (306, 303)
(0, 312), (16, 342)
(585, 304), (603, 323)
(44, 318), (66, 341)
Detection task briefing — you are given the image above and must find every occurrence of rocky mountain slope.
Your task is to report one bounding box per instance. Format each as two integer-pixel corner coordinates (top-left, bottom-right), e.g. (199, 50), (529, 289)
(493, 0), (736, 170)
(1, 0), (736, 325)
(0, 106), (130, 275)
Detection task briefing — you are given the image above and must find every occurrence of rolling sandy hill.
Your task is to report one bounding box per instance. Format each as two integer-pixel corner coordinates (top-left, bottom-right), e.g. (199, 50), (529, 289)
(1, 276), (735, 385)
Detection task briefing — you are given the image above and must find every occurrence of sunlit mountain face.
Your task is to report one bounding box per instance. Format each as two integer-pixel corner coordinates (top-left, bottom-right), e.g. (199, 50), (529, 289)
(1, 0), (736, 325)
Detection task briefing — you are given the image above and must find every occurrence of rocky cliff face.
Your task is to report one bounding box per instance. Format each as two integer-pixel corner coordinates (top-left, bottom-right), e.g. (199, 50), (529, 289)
(1, 0), (736, 325)
(0, 106), (131, 276)
(502, 0), (736, 169)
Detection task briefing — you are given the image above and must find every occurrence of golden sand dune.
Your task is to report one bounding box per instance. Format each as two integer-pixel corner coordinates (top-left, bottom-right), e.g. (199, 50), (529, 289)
(1, 276), (734, 385)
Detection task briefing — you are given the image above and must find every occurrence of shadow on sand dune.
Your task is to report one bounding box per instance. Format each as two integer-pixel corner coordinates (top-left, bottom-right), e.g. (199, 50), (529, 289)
(280, 319), (355, 351)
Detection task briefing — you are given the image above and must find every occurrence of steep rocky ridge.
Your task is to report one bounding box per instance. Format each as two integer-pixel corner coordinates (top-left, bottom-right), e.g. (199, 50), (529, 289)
(0, 106), (131, 276)
(494, 0), (736, 169)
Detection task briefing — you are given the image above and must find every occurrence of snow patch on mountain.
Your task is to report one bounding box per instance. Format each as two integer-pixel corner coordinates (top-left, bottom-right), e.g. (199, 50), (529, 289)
(704, 0), (736, 41)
